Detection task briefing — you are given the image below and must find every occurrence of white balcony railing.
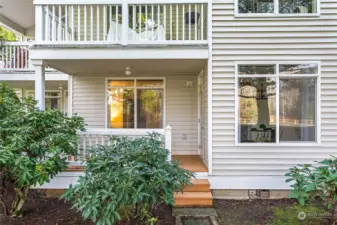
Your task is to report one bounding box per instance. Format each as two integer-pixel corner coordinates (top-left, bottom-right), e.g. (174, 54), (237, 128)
(68, 125), (172, 164)
(0, 42), (32, 71)
(35, 1), (208, 45)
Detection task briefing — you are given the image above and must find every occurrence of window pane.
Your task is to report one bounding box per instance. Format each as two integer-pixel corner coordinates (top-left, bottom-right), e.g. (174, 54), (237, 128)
(136, 80), (164, 87)
(45, 91), (61, 97)
(238, 0), (274, 13)
(107, 88), (134, 128)
(108, 80), (134, 87)
(279, 79), (316, 142)
(280, 64), (318, 74)
(279, 0), (317, 13)
(238, 78), (276, 143)
(137, 89), (163, 128)
(45, 98), (61, 110)
(238, 65), (276, 75)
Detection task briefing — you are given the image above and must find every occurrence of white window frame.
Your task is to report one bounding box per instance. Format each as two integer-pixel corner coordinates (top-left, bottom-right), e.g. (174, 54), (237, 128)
(25, 89), (63, 111)
(234, 61), (321, 146)
(234, 0), (320, 17)
(105, 77), (166, 129)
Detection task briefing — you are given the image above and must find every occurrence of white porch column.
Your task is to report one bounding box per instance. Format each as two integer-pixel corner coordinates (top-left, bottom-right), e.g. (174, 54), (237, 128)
(32, 60), (46, 110)
(165, 125), (172, 161)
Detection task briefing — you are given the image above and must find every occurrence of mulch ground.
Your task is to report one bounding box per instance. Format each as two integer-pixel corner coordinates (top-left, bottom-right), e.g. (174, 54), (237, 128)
(1, 193), (334, 225)
(214, 199), (332, 225)
(0, 191), (175, 225)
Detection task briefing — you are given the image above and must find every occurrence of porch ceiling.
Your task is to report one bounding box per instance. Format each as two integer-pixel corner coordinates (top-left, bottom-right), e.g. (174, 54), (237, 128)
(0, 0), (35, 34)
(4, 80), (68, 90)
(47, 59), (207, 75)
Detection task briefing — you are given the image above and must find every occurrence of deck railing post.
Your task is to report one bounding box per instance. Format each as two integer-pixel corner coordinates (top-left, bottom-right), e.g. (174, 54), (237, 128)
(35, 5), (45, 42)
(122, 0), (129, 45)
(165, 125), (172, 161)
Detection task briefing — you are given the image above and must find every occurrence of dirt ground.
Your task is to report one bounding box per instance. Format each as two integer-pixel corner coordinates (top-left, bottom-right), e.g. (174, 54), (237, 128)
(214, 199), (332, 225)
(0, 193), (333, 225)
(0, 191), (175, 225)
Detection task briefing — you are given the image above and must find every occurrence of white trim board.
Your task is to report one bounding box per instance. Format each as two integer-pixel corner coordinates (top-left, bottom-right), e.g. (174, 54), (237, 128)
(0, 73), (69, 81)
(34, 0), (208, 4)
(34, 173), (292, 190)
(29, 48), (209, 60)
(207, 0), (213, 176)
(209, 176), (292, 190)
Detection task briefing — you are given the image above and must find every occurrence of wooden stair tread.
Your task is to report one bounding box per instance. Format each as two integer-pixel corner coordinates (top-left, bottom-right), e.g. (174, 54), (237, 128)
(191, 179), (209, 185)
(184, 179), (210, 192)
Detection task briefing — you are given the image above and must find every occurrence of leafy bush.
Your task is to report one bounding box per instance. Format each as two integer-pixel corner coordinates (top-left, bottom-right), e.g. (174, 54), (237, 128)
(61, 134), (194, 225)
(285, 157), (337, 218)
(0, 83), (85, 217)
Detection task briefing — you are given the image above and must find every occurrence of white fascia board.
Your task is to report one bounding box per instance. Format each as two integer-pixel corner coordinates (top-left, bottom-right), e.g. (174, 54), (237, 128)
(32, 172), (83, 189)
(0, 14), (26, 35)
(34, 0), (207, 5)
(0, 73), (69, 81)
(29, 47), (209, 60)
(209, 176), (292, 190)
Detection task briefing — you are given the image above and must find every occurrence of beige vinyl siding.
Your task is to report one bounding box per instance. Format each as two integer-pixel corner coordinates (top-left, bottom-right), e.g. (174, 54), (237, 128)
(212, 0), (337, 176)
(72, 74), (198, 155)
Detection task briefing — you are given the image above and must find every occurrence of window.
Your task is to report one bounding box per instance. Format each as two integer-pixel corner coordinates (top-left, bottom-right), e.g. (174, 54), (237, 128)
(107, 79), (164, 129)
(236, 63), (319, 144)
(26, 90), (63, 111)
(237, 0), (318, 15)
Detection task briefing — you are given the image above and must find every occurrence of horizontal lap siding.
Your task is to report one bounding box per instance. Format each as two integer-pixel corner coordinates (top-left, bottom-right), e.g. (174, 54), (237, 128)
(72, 74), (198, 155)
(212, 0), (337, 176)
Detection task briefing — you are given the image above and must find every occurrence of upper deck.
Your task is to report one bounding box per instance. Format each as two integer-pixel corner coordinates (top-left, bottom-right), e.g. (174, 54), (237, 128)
(34, 0), (209, 46)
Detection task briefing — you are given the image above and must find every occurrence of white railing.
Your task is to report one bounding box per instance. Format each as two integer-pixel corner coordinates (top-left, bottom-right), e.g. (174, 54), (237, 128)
(68, 125), (172, 164)
(0, 42), (32, 71)
(36, 1), (208, 45)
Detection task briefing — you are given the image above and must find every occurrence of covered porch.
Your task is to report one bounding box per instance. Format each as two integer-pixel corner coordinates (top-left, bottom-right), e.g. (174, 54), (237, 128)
(33, 58), (210, 174)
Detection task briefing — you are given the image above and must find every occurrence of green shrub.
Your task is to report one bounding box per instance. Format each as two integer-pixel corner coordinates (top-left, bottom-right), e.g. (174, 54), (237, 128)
(285, 157), (337, 207)
(0, 83), (85, 217)
(285, 156), (337, 219)
(61, 134), (194, 225)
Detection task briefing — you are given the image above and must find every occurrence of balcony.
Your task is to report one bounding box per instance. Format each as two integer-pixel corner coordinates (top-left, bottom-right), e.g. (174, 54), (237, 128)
(34, 0), (209, 46)
(68, 126), (172, 166)
(0, 42), (32, 72)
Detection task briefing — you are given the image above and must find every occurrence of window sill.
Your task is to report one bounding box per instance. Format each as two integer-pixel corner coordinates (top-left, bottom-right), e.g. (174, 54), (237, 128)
(235, 142), (321, 147)
(234, 13), (320, 18)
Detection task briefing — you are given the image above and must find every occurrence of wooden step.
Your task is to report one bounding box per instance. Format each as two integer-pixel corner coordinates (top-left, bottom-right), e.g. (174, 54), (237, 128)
(174, 192), (213, 207)
(184, 179), (210, 192)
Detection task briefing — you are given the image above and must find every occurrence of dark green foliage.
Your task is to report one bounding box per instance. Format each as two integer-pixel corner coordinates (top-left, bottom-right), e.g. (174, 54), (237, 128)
(285, 156), (337, 209)
(0, 83), (85, 217)
(61, 134), (194, 225)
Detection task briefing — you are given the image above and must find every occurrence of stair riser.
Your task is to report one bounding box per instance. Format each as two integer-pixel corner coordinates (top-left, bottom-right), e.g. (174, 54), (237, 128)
(183, 184), (210, 192)
(174, 199), (213, 207)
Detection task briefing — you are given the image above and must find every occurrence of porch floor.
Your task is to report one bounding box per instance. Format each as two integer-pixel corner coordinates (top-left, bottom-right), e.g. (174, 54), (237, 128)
(172, 155), (208, 173)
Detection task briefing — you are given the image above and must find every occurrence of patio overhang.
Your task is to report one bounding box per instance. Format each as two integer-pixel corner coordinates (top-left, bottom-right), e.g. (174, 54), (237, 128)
(0, 0), (35, 35)
(29, 49), (208, 75)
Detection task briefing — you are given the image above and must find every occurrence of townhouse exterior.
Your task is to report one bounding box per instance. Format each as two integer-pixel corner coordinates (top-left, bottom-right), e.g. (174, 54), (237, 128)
(0, 0), (336, 199)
